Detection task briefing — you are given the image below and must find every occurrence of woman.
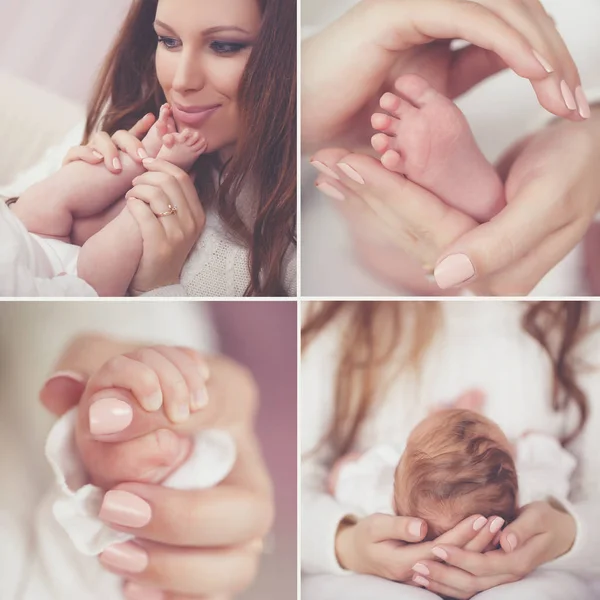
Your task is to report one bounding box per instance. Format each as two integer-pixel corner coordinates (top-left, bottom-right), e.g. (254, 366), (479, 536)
(301, 301), (600, 598)
(2, 0), (296, 296)
(0, 301), (274, 599)
(301, 0), (600, 296)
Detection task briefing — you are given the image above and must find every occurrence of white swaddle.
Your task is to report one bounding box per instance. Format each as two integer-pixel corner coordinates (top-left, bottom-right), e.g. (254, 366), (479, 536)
(0, 201), (95, 297)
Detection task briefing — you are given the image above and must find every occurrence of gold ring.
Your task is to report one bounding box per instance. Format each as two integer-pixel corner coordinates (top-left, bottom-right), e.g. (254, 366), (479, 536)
(156, 204), (178, 217)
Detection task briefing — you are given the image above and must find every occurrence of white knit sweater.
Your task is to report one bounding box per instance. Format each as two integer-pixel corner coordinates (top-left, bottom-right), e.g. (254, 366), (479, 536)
(0, 123), (296, 297)
(302, 301), (600, 581)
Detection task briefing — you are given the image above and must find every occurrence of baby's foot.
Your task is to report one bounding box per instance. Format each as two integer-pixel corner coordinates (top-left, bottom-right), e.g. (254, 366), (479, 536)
(142, 103), (177, 158)
(156, 128), (207, 170)
(371, 74), (505, 222)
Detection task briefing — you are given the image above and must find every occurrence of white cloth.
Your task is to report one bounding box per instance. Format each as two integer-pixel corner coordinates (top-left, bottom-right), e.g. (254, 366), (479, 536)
(0, 201), (95, 297)
(301, 0), (600, 297)
(46, 408), (236, 556)
(301, 302), (600, 585)
(333, 434), (577, 518)
(303, 570), (596, 600)
(0, 302), (217, 600)
(0, 123), (297, 297)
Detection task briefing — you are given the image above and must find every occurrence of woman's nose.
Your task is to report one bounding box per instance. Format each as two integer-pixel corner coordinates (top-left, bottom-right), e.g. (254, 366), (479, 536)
(172, 50), (205, 93)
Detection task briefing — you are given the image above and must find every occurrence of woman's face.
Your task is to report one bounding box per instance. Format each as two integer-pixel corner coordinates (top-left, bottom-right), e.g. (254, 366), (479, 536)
(154, 0), (262, 155)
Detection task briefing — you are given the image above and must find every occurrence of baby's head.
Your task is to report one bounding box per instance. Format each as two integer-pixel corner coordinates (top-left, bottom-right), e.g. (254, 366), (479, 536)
(394, 409), (518, 540)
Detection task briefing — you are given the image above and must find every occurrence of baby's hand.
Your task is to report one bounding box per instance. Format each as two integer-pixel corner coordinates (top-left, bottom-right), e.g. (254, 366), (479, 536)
(86, 345), (210, 427)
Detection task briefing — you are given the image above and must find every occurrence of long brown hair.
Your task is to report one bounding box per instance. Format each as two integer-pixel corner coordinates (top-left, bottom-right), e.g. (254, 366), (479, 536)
(84, 0), (296, 296)
(302, 302), (593, 459)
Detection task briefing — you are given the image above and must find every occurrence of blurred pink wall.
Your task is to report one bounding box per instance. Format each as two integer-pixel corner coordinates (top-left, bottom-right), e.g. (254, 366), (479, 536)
(0, 0), (132, 104)
(210, 302), (297, 599)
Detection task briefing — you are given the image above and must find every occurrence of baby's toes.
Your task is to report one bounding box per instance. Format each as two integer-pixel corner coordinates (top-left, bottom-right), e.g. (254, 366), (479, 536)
(371, 132), (391, 155)
(380, 92), (417, 120)
(381, 149), (406, 175)
(371, 113), (398, 136)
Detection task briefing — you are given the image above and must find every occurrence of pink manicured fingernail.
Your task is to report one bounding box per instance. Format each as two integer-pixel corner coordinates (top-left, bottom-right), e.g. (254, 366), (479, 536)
(92, 150), (103, 159)
(412, 563), (430, 576)
(310, 160), (340, 180)
(434, 254), (475, 289)
(113, 157), (122, 171)
(45, 370), (86, 385)
(532, 50), (554, 74)
(191, 386), (209, 411)
(490, 517), (505, 534)
(137, 148), (148, 160)
(432, 547), (448, 561)
(337, 163), (365, 184)
(507, 533), (518, 551)
(123, 582), (165, 600)
(142, 158), (154, 165)
(316, 182), (345, 201)
(89, 398), (133, 435)
(100, 542), (148, 573)
(199, 362), (210, 380)
(560, 81), (577, 111)
(575, 87), (591, 119)
(413, 575), (430, 587)
(99, 490), (152, 528)
(473, 516), (488, 531)
(409, 519), (424, 538)
(171, 403), (190, 423)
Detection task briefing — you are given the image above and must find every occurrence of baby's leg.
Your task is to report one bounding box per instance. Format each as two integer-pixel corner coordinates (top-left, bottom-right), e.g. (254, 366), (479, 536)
(76, 207), (142, 297)
(476, 570), (594, 600)
(371, 74), (505, 223)
(12, 105), (175, 241)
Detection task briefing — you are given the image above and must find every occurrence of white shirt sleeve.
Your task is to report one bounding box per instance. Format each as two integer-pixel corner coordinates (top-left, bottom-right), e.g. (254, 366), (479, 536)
(301, 318), (360, 575)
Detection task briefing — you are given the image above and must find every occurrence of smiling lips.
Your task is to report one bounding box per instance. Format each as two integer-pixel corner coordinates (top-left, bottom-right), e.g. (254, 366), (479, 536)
(171, 103), (221, 127)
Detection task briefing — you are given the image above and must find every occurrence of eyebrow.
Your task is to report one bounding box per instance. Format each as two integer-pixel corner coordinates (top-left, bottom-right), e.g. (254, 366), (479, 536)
(154, 20), (250, 35)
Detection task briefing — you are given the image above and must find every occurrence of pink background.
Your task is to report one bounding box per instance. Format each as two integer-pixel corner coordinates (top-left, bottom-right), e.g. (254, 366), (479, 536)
(0, 0), (131, 105)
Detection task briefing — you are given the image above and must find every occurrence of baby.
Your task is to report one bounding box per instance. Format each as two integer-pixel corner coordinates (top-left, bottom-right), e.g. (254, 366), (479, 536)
(330, 409), (575, 541)
(3, 104), (206, 297)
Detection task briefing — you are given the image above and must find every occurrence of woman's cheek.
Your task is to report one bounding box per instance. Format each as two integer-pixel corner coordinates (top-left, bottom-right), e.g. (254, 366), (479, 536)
(155, 50), (176, 94)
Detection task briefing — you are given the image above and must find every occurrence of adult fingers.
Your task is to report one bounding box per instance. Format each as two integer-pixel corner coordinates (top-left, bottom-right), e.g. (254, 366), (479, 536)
(496, 501), (551, 553)
(101, 540), (261, 597)
(112, 129), (150, 164)
(474, 0), (585, 120)
(129, 112), (157, 139)
(411, 559), (515, 598)
(87, 131), (129, 173)
(99, 482), (273, 547)
(432, 179), (563, 290)
(462, 517), (506, 552)
(62, 145), (105, 167)
(368, 513), (428, 544)
(129, 171), (198, 234)
(434, 515), (491, 549)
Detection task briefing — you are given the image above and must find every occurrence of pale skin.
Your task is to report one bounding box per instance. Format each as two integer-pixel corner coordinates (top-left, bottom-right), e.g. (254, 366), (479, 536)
(304, 0), (600, 296)
(11, 0), (262, 297)
(40, 333), (273, 600)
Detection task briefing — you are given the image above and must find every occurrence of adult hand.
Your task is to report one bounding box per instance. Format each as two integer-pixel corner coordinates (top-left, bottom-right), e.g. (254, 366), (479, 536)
(62, 113), (157, 173)
(414, 501), (577, 598)
(125, 158), (206, 295)
(335, 512), (500, 583)
(303, 0), (587, 152)
(40, 335), (273, 599)
(433, 106), (600, 295)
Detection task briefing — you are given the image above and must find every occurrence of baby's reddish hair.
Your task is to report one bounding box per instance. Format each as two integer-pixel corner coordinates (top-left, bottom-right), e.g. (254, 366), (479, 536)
(394, 409), (518, 539)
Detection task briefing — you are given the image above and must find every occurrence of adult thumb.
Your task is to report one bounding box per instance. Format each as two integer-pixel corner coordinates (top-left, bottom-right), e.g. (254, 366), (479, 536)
(433, 185), (551, 291)
(39, 371), (87, 416)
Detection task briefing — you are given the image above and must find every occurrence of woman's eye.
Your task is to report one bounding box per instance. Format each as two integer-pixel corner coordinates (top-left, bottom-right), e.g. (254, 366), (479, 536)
(210, 41), (248, 55)
(157, 35), (180, 50)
